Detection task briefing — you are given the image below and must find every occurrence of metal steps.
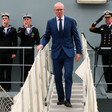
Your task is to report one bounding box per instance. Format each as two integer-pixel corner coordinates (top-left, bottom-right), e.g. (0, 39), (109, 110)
(49, 83), (84, 112)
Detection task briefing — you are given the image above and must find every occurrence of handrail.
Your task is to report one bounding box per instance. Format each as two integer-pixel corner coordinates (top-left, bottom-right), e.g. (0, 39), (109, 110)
(75, 32), (98, 112)
(0, 46), (33, 49)
(45, 75), (54, 105)
(11, 44), (54, 112)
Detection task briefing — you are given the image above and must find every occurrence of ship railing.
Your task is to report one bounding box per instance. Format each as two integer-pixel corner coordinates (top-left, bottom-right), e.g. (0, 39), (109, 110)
(0, 46), (35, 87)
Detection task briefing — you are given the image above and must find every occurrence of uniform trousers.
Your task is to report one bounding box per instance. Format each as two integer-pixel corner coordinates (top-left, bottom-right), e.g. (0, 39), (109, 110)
(102, 54), (112, 91)
(0, 52), (12, 91)
(19, 52), (34, 85)
(52, 50), (74, 101)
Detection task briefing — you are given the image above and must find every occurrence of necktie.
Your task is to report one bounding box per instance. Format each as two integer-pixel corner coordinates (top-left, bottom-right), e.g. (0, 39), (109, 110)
(59, 19), (62, 32)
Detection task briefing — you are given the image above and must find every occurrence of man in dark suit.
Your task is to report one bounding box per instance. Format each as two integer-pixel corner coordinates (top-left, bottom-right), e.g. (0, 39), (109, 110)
(18, 14), (40, 85)
(37, 2), (82, 107)
(0, 13), (17, 91)
(90, 11), (112, 93)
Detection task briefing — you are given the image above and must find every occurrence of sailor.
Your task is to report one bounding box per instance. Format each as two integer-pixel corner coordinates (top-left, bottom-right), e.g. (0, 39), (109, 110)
(0, 12), (17, 91)
(18, 13), (40, 86)
(90, 10), (112, 93)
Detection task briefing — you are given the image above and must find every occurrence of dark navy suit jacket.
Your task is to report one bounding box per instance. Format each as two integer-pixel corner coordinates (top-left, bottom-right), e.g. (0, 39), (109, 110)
(40, 16), (82, 59)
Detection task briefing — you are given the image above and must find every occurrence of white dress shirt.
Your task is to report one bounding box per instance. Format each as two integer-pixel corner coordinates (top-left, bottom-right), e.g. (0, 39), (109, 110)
(109, 23), (112, 28)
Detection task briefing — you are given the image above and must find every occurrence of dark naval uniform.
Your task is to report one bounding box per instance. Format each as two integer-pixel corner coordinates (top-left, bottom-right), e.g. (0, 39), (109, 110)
(0, 25), (17, 91)
(18, 25), (40, 83)
(90, 11), (112, 92)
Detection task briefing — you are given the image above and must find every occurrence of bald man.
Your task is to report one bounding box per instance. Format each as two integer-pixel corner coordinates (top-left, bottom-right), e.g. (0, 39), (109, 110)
(37, 2), (82, 107)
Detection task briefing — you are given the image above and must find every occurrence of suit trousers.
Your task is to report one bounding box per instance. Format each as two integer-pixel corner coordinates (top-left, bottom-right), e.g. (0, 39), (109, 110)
(52, 49), (74, 101)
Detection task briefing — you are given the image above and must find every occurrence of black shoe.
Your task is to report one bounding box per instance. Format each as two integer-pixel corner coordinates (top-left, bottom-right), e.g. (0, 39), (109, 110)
(57, 100), (65, 105)
(64, 100), (72, 107)
(106, 89), (112, 93)
(109, 90), (112, 93)
(6, 88), (11, 92)
(106, 89), (110, 93)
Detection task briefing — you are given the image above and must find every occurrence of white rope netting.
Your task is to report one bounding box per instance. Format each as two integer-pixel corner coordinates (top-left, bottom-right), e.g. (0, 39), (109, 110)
(0, 85), (13, 112)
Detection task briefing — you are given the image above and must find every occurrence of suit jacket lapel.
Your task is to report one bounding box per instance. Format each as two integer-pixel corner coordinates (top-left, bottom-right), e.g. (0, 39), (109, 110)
(62, 16), (67, 36)
(63, 16), (67, 32)
(54, 17), (59, 32)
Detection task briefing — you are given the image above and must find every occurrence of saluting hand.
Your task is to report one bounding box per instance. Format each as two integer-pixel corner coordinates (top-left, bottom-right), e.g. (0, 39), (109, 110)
(96, 15), (104, 24)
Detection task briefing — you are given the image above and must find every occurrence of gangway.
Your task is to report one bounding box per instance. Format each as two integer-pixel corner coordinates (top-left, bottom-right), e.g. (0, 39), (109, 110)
(0, 34), (98, 112)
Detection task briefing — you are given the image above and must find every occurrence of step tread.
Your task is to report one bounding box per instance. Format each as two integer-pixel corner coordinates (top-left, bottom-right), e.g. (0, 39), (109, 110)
(51, 99), (84, 103)
(49, 83), (84, 112)
(49, 105), (84, 111)
(50, 102), (84, 106)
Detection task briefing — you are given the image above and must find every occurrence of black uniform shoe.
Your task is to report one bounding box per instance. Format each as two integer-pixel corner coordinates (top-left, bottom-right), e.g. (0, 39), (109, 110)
(106, 89), (112, 93)
(106, 89), (110, 93)
(109, 90), (112, 93)
(64, 100), (72, 107)
(57, 100), (65, 105)
(6, 88), (11, 92)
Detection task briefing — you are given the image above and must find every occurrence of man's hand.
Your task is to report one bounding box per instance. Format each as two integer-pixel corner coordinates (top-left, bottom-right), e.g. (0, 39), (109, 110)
(92, 22), (97, 27)
(37, 45), (44, 52)
(92, 15), (104, 27)
(2, 22), (7, 27)
(24, 22), (28, 28)
(75, 54), (81, 62)
(96, 15), (104, 24)
(11, 54), (16, 58)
